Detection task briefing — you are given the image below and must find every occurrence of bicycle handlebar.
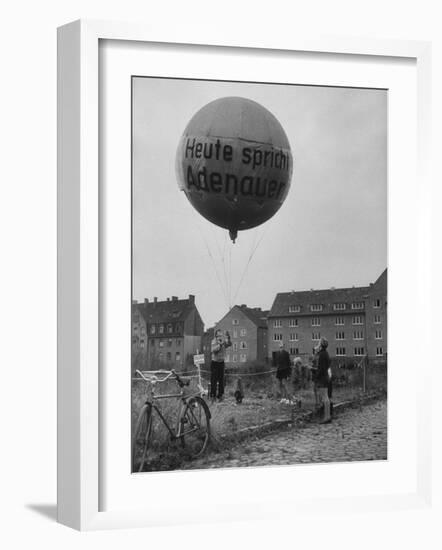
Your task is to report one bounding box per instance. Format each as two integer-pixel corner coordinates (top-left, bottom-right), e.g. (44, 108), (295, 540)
(136, 369), (173, 384)
(136, 369), (190, 387)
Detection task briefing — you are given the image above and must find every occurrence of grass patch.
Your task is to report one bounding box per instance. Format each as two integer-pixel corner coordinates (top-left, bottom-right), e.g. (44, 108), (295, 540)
(132, 364), (387, 471)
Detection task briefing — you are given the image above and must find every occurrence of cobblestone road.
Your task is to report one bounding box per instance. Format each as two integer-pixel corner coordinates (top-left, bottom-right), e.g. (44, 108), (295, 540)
(188, 399), (387, 469)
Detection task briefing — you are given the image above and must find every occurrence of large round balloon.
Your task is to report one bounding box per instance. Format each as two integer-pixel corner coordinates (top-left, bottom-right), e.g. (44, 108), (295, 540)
(176, 97), (293, 242)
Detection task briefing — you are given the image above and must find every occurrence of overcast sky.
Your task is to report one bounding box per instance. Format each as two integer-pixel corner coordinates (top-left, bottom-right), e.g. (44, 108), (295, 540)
(132, 77), (387, 328)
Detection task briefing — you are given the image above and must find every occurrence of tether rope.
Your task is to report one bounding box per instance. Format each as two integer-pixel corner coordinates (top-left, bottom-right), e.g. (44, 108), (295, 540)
(232, 222), (272, 304)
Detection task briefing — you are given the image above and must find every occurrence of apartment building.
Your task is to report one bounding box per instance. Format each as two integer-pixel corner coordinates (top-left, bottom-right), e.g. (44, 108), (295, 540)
(267, 269), (387, 363)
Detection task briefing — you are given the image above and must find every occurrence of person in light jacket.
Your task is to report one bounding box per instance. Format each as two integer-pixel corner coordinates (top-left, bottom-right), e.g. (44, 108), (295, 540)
(210, 329), (232, 401)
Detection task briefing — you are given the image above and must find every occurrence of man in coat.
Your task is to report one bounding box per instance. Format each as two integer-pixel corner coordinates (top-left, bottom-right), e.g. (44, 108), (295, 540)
(315, 337), (332, 423)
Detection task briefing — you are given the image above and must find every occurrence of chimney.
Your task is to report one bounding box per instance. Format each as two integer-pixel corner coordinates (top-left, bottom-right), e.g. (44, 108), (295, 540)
(172, 296), (178, 301)
(167, 297), (170, 301)
(153, 297), (158, 303)
(188, 294), (195, 304)
(241, 304), (246, 308)
(132, 299), (138, 305)
(144, 298), (149, 304)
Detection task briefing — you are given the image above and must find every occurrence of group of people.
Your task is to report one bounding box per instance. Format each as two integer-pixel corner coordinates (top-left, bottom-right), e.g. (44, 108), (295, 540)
(209, 329), (332, 424)
(274, 338), (332, 423)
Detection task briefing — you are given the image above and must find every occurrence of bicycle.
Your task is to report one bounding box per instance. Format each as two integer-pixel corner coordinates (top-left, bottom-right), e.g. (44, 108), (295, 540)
(132, 367), (211, 472)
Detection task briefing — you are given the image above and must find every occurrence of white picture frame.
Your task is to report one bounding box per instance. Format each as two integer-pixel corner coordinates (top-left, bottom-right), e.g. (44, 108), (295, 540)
(57, 19), (432, 531)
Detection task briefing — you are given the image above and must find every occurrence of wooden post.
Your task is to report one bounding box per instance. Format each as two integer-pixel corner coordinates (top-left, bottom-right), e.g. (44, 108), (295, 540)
(363, 355), (367, 394)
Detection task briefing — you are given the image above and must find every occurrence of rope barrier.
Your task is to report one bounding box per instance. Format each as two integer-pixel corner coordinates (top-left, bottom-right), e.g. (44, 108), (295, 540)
(198, 368), (277, 377)
(133, 367), (279, 380)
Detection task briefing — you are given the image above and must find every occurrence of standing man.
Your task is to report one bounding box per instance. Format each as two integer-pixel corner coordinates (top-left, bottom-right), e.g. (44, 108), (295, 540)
(210, 329), (232, 402)
(316, 337), (332, 424)
(274, 341), (292, 403)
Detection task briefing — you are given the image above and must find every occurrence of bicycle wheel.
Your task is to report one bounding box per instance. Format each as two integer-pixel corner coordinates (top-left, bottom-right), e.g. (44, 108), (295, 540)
(132, 403), (152, 472)
(179, 396), (210, 457)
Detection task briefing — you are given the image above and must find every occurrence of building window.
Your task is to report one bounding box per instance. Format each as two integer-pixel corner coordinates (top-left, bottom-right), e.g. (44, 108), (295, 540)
(240, 354), (247, 362)
(373, 298), (381, 308)
(233, 330), (238, 338)
(225, 354), (230, 362)
(351, 302), (364, 310)
(150, 325), (156, 334)
(376, 347), (383, 356)
(290, 347), (299, 355)
(240, 341), (247, 349)
(289, 333), (299, 341)
(375, 330), (382, 339)
(352, 315), (363, 325)
(167, 323), (173, 333)
(353, 330), (364, 340)
(335, 331), (345, 340)
(288, 318), (298, 327)
(232, 355), (237, 362)
(240, 328), (246, 336)
(132, 337), (137, 344)
(336, 347), (346, 356)
(311, 317), (321, 327)
(273, 319), (282, 328)
(232, 319), (239, 325)
(159, 324), (164, 333)
(159, 339), (164, 348)
(159, 353), (163, 360)
(140, 340), (145, 348)
(354, 347), (365, 356)
(176, 339), (181, 346)
(310, 304), (323, 312)
(289, 305), (300, 313)
(168, 339), (172, 347)
(233, 343), (238, 351)
(312, 332), (321, 340)
(166, 352), (172, 361)
(273, 333), (283, 341)
(175, 323), (181, 333)
(333, 303), (346, 311)
(335, 316), (344, 326)
(374, 315), (381, 324)
(175, 352), (181, 362)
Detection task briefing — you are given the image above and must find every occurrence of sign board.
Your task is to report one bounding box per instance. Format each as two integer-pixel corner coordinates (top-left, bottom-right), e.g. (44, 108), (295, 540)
(193, 354), (205, 365)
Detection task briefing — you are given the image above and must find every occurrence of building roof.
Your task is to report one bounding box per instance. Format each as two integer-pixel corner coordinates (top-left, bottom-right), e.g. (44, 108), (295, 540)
(216, 304), (269, 328)
(269, 270), (387, 317)
(136, 295), (196, 325)
(236, 305), (269, 328)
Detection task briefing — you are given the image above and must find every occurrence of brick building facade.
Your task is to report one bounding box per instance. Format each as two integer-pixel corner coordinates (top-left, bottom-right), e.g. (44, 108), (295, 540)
(214, 305), (269, 365)
(132, 295), (204, 370)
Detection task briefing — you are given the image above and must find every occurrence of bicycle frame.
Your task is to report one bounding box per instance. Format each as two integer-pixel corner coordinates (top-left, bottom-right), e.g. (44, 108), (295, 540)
(135, 368), (206, 440)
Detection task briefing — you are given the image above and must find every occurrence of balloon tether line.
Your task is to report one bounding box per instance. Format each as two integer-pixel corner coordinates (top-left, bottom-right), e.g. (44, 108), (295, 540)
(232, 221), (273, 304)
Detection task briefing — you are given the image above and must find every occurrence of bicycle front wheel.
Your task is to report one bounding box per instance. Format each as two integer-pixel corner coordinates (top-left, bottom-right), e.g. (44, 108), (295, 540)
(179, 396), (211, 458)
(132, 403), (152, 472)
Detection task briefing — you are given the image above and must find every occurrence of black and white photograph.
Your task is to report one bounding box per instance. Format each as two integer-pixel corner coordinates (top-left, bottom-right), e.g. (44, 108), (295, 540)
(131, 76), (387, 473)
